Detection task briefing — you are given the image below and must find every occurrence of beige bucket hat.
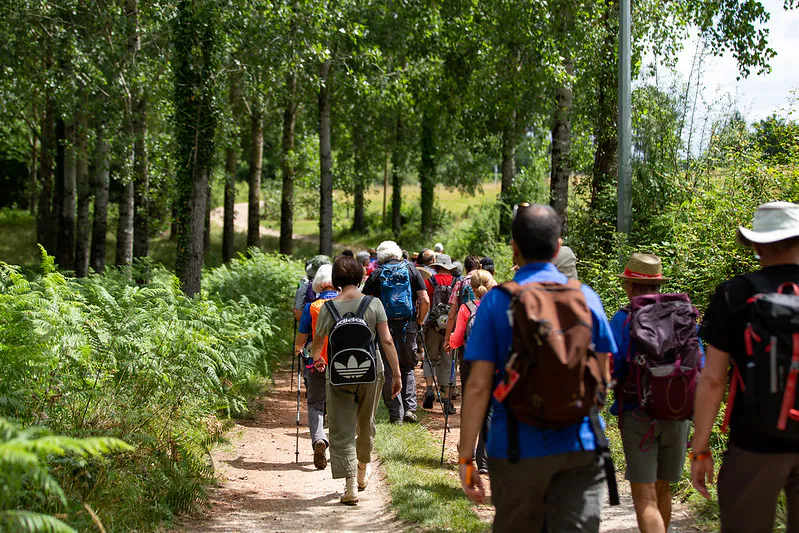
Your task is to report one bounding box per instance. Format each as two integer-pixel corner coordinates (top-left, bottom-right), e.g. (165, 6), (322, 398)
(737, 202), (799, 247)
(617, 253), (670, 285)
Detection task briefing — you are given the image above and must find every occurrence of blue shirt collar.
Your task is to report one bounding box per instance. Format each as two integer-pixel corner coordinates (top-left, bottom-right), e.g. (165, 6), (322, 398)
(515, 262), (559, 278)
(318, 289), (338, 299)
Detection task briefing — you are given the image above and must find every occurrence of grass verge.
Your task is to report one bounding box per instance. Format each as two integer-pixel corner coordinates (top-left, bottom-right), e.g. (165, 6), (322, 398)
(374, 406), (489, 533)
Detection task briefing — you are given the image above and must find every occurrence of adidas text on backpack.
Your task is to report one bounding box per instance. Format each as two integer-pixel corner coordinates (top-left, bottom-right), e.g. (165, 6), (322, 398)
(722, 278), (799, 438)
(325, 297), (378, 387)
(623, 293), (703, 421)
(379, 262), (414, 321)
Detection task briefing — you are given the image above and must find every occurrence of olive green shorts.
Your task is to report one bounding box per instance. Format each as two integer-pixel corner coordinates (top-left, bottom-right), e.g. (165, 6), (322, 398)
(621, 409), (690, 484)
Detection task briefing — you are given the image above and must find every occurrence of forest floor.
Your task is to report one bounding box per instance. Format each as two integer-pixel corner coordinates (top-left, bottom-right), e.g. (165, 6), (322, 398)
(175, 361), (702, 532)
(173, 367), (398, 533)
(209, 203), (326, 247)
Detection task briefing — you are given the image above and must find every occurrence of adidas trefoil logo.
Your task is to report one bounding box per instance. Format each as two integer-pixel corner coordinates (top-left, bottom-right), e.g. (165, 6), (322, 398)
(334, 355), (372, 379)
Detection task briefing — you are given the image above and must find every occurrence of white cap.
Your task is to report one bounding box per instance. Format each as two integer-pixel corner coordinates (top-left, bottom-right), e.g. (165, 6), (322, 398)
(434, 243), (444, 253)
(737, 202), (799, 246)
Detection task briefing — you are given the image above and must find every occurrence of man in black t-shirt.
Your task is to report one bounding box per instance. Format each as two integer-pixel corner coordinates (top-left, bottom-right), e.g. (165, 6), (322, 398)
(363, 241), (431, 424)
(692, 202), (799, 533)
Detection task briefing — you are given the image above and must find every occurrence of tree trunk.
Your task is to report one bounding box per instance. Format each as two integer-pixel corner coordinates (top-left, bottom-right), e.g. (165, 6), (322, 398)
(419, 109), (435, 235)
(279, 73), (298, 256)
(499, 115), (517, 237)
(57, 120), (77, 270)
(37, 97), (55, 253)
(173, 0), (218, 296)
(223, 146), (237, 262)
(75, 114), (90, 277)
(247, 110), (263, 249)
(352, 130), (366, 233)
(591, 0), (619, 208)
(550, 61), (573, 234)
(132, 96), (149, 259)
(382, 153), (389, 225)
(390, 117), (404, 239)
(51, 117), (65, 258)
(116, 180), (134, 266)
(204, 182), (211, 255)
(29, 134), (37, 215)
(318, 61), (333, 256)
(90, 128), (109, 273)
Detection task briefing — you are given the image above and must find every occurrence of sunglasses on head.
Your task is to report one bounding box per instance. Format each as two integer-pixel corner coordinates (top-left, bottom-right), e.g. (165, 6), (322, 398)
(512, 202), (532, 218)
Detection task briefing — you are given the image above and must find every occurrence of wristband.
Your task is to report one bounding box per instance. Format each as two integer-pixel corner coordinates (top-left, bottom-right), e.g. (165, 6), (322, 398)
(458, 457), (474, 465)
(690, 450), (712, 462)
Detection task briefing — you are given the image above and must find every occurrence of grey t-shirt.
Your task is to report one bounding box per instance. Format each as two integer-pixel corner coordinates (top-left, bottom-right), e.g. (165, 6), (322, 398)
(316, 296), (388, 373)
(294, 278), (309, 311)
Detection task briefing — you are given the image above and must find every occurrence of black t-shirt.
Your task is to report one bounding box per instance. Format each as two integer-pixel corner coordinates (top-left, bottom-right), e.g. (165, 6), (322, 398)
(701, 264), (799, 453)
(362, 259), (426, 314)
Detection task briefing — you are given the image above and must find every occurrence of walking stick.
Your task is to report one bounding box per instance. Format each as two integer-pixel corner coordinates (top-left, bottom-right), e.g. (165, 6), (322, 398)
(418, 330), (449, 419)
(441, 349), (458, 465)
(290, 319), (297, 392)
(295, 348), (304, 463)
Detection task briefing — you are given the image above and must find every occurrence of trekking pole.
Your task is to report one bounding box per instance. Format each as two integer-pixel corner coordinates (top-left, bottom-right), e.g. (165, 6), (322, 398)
(418, 330), (448, 419)
(290, 319), (297, 392)
(441, 349), (458, 465)
(295, 349), (304, 463)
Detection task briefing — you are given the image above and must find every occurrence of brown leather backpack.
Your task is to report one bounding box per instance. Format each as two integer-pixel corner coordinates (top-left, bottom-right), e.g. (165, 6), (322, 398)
(497, 279), (610, 427)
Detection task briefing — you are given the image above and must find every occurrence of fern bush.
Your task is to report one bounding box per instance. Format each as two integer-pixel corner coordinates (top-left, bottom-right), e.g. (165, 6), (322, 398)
(0, 249), (303, 530)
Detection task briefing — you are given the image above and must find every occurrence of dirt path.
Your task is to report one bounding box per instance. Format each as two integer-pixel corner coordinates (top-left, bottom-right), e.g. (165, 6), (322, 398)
(174, 368), (397, 533)
(417, 365), (700, 532)
(208, 203), (327, 246)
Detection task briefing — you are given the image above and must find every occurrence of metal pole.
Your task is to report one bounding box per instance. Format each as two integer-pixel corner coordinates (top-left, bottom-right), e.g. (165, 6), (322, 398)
(617, 0), (632, 236)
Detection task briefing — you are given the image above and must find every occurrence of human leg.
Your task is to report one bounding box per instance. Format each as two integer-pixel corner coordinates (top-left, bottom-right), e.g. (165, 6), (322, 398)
(545, 451), (605, 533)
(718, 444), (793, 532)
(380, 351), (404, 422)
(393, 321), (418, 417)
(630, 482), (665, 533)
(355, 376), (384, 491)
(655, 480), (672, 530)
(620, 410), (663, 533)
(488, 456), (552, 532)
(307, 368), (328, 448)
(654, 419), (689, 528)
(326, 381), (359, 480)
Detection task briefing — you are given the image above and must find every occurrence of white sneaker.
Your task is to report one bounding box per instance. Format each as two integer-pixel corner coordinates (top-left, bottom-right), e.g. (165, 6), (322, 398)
(357, 463), (372, 491)
(340, 477), (359, 505)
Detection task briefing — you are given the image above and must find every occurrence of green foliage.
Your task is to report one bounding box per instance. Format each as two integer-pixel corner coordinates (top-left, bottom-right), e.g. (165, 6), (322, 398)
(0, 249), (302, 530)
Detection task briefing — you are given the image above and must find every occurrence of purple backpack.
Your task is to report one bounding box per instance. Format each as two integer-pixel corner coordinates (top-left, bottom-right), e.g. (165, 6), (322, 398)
(623, 293), (702, 421)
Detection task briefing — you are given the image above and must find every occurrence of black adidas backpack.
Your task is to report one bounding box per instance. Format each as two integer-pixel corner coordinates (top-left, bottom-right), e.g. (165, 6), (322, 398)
(325, 296), (379, 386)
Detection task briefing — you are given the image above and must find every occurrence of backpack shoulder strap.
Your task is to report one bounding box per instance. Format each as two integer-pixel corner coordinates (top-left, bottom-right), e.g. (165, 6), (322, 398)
(355, 296), (374, 320)
(429, 275), (439, 288)
(324, 300), (344, 323)
(449, 277), (459, 288)
(498, 280), (522, 297)
(465, 300), (478, 315)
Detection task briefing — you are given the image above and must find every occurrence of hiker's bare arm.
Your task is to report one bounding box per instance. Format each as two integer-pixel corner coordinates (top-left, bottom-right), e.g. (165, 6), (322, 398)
(416, 290), (430, 326)
(294, 332), (308, 354)
(691, 344), (729, 500)
(377, 322), (402, 398)
(444, 303), (458, 347)
(293, 308), (303, 322)
(459, 360), (494, 504)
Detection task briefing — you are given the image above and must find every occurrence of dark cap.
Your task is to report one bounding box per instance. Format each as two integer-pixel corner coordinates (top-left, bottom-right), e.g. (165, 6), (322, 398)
(480, 257), (495, 274)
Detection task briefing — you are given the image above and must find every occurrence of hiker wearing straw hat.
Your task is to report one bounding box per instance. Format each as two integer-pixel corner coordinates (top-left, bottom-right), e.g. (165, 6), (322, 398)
(693, 202), (799, 533)
(610, 253), (703, 533)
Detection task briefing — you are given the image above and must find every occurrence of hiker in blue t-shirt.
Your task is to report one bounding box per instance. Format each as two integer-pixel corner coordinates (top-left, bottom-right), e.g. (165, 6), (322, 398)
(458, 204), (617, 532)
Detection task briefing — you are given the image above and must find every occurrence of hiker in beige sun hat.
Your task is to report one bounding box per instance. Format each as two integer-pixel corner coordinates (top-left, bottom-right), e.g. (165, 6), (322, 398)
(736, 201), (799, 247)
(617, 253), (670, 285)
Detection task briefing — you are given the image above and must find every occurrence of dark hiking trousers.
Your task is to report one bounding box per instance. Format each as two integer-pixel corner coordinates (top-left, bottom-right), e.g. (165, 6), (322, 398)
(306, 367), (327, 448)
(381, 320), (418, 421)
(488, 451), (605, 532)
(719, 445), (799, 532)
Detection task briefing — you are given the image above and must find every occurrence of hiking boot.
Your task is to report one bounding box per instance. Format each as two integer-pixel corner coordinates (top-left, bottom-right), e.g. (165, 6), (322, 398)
(423, 388), (435, 409)
(444, 399), (457, 415)
(313, 441), (328, 470)
(357, 463), (372, 491)
(403, 411), (418, 423)
(390, 418), (404, 425)
(340, 477), (359, 505)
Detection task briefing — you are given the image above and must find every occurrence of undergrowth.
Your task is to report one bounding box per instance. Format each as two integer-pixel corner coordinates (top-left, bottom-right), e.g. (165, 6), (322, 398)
(0, 249), (303, 531)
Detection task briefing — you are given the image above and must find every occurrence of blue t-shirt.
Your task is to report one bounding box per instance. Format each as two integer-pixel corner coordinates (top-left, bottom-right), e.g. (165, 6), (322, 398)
(464, 262), (618, 460)
(610, 308), (705, 416)
(298, 290), (339, 336)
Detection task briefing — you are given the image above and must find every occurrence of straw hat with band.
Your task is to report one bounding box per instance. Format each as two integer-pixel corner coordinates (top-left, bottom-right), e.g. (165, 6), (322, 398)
(617, 253), (669, 285)
(737, 201), (799, 247)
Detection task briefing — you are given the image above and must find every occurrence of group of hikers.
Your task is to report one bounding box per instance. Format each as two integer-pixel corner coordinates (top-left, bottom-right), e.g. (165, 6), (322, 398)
(289, 200), (799, 533)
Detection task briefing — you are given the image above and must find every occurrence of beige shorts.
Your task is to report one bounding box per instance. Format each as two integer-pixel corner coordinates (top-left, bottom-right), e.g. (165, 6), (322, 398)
(621, 409), (690, 484)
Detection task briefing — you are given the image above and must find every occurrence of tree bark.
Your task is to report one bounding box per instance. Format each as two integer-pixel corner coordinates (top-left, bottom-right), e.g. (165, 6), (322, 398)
(419, 109), (435, 235)
(204, 182), (211, 255)
(75, 114), (90, 277)
(352, 129), (366, 233)
(29, 134), (37, 215)
(247, 110), (263, 249)
(318, 60), (333, 256)
(390, 116), (404, 239)
(499, 114), (517, 237)
(591, 0), (619, 208)
(37, 96), (55, 253)
(279, 72), (298, 256)
(223, 146), (237, 262)
(57, 120), (77, 270)
(132, 96), (149, 259)
(90, 128), (109, 273)
(51, 117), (65, 257)
(550, 61), (573, 234)
(116, 180), (134, 266)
